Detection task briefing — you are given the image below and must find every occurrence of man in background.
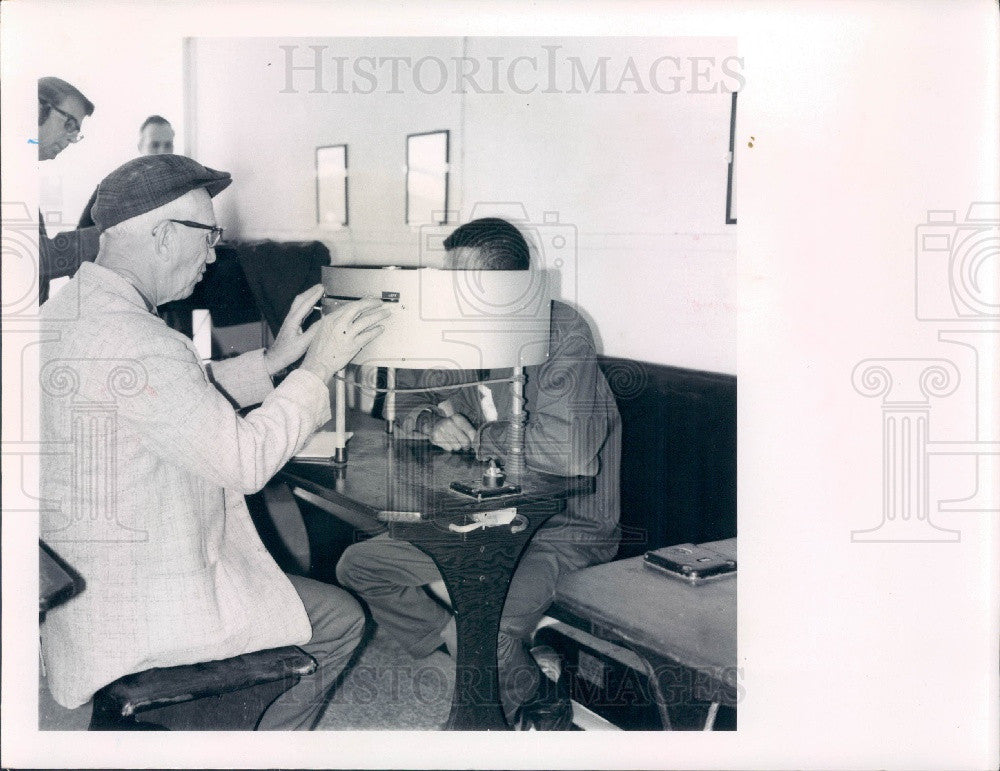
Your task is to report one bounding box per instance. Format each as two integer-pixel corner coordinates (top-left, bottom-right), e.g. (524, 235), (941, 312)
(77, 115), (175, 228)
(137, 114), (175, 155)
(37, 76), (99, 304)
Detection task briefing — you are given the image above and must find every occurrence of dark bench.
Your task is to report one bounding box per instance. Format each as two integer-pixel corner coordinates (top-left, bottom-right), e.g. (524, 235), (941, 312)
(542, 358), (737, 730)
(597, 357), (736, 557)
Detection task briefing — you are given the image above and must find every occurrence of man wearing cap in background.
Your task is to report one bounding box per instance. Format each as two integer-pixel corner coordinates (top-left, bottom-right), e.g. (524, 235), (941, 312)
(76, 115), (195, 335)
(39, 154), (388, 729)
(37, 76), (99, 304)
(77, 115), (176, 229)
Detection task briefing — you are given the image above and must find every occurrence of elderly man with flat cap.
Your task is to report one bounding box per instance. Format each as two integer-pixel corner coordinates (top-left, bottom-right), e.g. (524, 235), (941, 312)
(39, 154), (388, 729)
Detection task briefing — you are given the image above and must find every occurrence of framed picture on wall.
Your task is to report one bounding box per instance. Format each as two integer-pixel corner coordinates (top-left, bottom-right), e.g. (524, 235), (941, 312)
(316, 144), (348, 227)
(405, 130), (449, 226)
(726, 91), (737, 225)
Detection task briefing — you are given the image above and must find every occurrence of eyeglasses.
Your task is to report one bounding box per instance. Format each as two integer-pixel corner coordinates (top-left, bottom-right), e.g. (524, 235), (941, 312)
(156, 219), (225, 248)
(45, 102), (84, 142)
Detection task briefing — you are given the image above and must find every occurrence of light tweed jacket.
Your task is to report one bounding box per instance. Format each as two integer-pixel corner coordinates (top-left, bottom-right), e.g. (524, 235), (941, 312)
(40, 263), (330, 709)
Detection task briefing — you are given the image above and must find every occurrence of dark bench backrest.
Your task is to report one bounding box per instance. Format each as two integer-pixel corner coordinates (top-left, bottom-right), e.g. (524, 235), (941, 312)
(187, 239), (330, 332)
(598, 357), (736, 559)
(234, 240), (331, 336)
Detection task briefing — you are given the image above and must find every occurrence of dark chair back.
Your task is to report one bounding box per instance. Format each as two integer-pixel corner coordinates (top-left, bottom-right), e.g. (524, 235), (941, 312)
(187, 243), (262, 328)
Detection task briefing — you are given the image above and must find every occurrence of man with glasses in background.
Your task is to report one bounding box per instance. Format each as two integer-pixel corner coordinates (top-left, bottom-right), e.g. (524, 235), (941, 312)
(37, 76), (99, 304)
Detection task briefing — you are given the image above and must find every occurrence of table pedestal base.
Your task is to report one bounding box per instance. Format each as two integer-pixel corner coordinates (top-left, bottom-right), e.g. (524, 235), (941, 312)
(391, 502), (558, 730)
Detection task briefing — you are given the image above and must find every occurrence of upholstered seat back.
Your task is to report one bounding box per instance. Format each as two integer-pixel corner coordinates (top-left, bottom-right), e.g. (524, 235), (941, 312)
(598, 358), (736, 558)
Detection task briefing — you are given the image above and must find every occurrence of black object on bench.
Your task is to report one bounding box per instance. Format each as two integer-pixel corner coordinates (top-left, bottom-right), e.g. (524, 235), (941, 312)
(88, 646), (317, 730)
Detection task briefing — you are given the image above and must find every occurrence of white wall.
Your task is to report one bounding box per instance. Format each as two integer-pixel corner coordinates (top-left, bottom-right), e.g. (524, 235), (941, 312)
(459, 38), (736, 370)
(189, 37), (465, 265)
(193, 37), (738, 372)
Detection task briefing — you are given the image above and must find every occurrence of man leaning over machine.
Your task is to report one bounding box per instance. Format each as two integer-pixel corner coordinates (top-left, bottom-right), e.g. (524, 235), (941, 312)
(337, 217), (621, 730)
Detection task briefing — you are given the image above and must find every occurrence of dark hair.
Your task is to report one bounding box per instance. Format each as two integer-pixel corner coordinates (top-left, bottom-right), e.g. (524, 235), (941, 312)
(38, 77), (95, 124)
(139, 115), (172, 132)
(443, 217), (530, 270)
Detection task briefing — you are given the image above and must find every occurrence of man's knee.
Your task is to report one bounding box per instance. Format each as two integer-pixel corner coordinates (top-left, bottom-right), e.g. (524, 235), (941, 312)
(306, 584), (366, 648)
(334, 545), (359, 588)
(314, 597), (364, 652)
(336, 537), (420, 592)
(342, 600), (366, 646)
(335, 541), (375, 589)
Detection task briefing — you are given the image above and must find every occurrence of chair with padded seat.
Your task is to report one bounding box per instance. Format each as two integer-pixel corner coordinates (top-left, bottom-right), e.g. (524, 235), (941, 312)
(40, 543), (318, 731)
(88, 646), (317, 730)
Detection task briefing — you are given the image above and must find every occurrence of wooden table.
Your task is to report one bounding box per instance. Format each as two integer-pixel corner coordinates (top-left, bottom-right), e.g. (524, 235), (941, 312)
(278, 417), (595, 730)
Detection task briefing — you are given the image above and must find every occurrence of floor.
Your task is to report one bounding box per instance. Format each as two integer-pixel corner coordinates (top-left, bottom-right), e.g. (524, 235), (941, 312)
(38, 624), (628, 731)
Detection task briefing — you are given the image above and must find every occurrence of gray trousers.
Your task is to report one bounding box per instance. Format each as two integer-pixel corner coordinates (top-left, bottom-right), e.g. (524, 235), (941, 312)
(256, 573), (365, 730)
(336, 534), (585, 720)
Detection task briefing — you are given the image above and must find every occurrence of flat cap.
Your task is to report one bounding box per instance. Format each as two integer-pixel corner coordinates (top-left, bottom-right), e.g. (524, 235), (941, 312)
(91, 154), (232, 231)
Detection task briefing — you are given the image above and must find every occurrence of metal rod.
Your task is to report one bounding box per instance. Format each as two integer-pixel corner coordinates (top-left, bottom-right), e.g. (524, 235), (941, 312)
(702, 701), (720, 731)
(333, 368), (348, 466)
(507, 365), (526, 477)
(345, 366), (356, 410)
(385, 366), (396, 434)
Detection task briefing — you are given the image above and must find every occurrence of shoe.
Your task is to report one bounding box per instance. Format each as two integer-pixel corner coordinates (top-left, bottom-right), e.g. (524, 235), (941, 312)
(529, 644), (562, 683)
(512, 668), (574, 731)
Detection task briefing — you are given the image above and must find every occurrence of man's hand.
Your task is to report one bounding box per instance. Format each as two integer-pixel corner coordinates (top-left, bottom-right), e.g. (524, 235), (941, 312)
(429, 413), (477, 452)
(263, 285), (324, 376)
(299, 298), (389, 384)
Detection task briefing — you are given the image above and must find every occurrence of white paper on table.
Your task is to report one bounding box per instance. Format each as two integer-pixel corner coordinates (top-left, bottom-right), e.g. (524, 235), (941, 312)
(293, 430), (354, 460)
